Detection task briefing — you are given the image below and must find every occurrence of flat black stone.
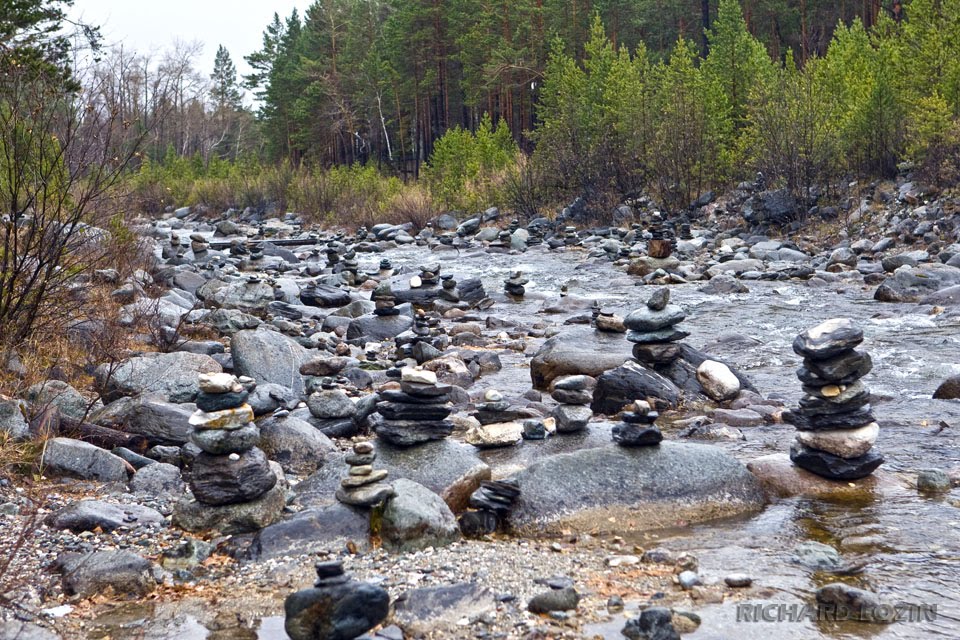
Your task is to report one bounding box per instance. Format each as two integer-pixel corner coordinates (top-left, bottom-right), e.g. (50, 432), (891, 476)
(803, 350), (872, 383)
(370, 414), (453, 447)
(790, 442), (883, 480)
(797, 391), (870, 416)
(475, 409), (531, 425)
(195, 390), (249, 413)
(612, 424), (663, 447)
(784, 405), (874, 430)
(796, 366), (868, 387)
(376, 401), (452, 421)
(378, 390), (448, 405)
(399, 381), (453, 398)
(626, 329), (690, 344)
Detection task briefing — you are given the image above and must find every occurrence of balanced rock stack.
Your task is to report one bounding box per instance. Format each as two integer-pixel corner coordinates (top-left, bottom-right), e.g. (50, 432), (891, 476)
(612, 400), (663, 446)
(371, 368), (454, 446)
(189, 233), (209, 255)
(439, 274), (459, 302)
(284, 560), (389, 640)
(335, 441), (395, 507)
(372, 281), (399, 316)
(504, 271), (529, 297)
(419, 262), (441, 286)
(550, 375), (594, 433)
(459, 479), (521, 537)
(186, 373), (277, 506)
(595, 307), (626, 333)
(625, 288), (689, 366)
(305, 377), (357, 437)
(785, 318), (883, 480)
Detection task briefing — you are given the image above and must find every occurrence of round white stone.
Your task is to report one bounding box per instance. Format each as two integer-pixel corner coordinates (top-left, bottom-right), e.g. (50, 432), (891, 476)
(696, 360), (741, 402)
(796, 422), (879, 459)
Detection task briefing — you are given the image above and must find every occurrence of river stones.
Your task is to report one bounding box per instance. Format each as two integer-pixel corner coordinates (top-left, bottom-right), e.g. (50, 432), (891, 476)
(696, 360), (741, 402)
(783, 319), (882, 480)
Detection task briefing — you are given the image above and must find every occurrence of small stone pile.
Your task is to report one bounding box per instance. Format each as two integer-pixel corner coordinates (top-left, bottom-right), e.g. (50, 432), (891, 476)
(459, 478), (521, 537)
(504, 271), (528, 297)
(335, 441), (395, 506)
(612, 399), (663, 446)
(419, 261), (441, 286)
(439, 274), (459, 302)
(646, 225), (674, 259)
(186, 373), (277, 506)
(372, 368), (454, 446)
(306, 377), (357, 437)
(785, 318), (883, 480)
(625, 288), (689, 366)
(284, 560), (389, 640)
(595, 307), (626, 333)
(378, 258), (392, 276)
(550, 375), (594, 433)
(189, 233), (209, 255)
(372, 281), (398, 316)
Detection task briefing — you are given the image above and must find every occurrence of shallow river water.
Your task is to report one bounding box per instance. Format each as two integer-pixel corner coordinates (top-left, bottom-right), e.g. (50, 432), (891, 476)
(99, 242), (960, 639)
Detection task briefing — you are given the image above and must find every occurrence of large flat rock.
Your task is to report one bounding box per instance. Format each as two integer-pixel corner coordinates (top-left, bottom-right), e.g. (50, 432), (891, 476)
(507, 442), (765, 535)
(747, 453), (901, 499)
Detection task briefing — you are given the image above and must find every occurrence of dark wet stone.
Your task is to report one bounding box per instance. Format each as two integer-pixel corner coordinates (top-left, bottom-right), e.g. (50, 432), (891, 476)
(591, 361), (681, 415)
(792, 319), (863, 360)
(300, 283), (352, 308)
(46, 500), (164, 533)
(626, 328), (690, 344)
(284, 571), (389, 640)
(933, 375), (960, 400)
(784, 405), (875, 430)
(797, 389), (870, 415)
(376, 401), (452, 421)
(612, 424), (663, 447)
(379, 390), (448, 405)
(522, 419), (547, 440)
(400, 381), (453, 397)
(459, 510), (498, 537)
(188, 447), (277, 505)
(622, 606), (680, 640)
(815, 583), (888, 622)
(803, 350), (872, 383)
(468, 479), (520, 516)
(370, 415), (454, 446)
(789, 442), (884, 480)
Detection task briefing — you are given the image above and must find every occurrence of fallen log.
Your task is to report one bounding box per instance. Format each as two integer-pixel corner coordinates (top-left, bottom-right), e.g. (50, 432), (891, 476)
(30, 407), (150, 453)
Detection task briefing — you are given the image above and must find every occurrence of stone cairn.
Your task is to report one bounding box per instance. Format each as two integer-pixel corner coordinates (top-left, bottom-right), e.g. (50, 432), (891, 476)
(785, 318), (883, 480)
(439, 274), (459, 302)
(284, 560), (389, 640)
(504, 271), (528, 298)
(335, 441), (395, 506)
(371, 367), (454, 446)
(612, 399), (663, 446)
(372, 281), (398, 317)
(189, 232), (209, 255)
(646, 224), (675, 259)
(305, 376), (357, 437)
(459, 478), (521, 538)
(187, 373), (277, 506)
(550, 375), (595, 433)
(419, 261), (441, 286)
(625, 287), (689, 367)
(595, 306), (626, 333)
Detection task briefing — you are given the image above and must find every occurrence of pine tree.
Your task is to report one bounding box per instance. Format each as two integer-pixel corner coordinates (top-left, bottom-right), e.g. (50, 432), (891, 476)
(211, 45), (242, 113)
(701, 0), (772, 127)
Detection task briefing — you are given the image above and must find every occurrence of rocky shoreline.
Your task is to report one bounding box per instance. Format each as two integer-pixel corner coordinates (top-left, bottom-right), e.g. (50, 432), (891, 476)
(2, 179), (960, 639)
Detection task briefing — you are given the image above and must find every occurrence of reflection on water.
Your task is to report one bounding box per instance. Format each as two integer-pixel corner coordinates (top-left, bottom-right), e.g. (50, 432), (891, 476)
(91, 243), (960, 638)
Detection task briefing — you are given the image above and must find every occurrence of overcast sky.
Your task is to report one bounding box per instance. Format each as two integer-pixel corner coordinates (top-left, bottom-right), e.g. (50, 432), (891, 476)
(69, 0), (314, 96)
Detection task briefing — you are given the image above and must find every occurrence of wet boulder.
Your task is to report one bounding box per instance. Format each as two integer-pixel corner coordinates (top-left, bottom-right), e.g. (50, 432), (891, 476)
(530, 333), (632, 389)
(507, 443), (764, 535)
(95, 352), (222, 403)
(874, 263), (960, 302)
(231, 329), (311, 392)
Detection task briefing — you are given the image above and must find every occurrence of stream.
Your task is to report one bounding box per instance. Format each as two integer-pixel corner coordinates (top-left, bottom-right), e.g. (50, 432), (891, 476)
(95, 241), (960, 638)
